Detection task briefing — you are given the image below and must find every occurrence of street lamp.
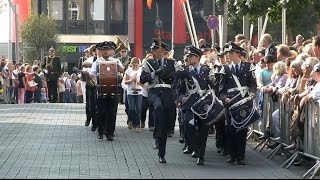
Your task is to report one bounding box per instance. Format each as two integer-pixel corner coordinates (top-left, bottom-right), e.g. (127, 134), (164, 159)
(281, 0), (289, 45)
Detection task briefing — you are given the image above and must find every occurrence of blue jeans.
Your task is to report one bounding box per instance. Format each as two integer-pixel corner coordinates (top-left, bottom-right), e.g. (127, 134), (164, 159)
(127, 94), (142, 128)
(64, 90), (72, 103)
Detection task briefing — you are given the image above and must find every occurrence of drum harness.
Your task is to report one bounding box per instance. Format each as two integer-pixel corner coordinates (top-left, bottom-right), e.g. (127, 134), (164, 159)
(228, 74), (257, 129)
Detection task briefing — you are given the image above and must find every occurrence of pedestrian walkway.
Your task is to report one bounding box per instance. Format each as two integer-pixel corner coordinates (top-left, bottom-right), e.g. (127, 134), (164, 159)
(0, 104), (299, 179)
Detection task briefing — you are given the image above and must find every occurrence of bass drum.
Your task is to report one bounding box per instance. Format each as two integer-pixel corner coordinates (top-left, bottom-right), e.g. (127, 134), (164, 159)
(191, 90), (225, 125)
(229, 96), (261, 129)
(97, 61), (121, 96)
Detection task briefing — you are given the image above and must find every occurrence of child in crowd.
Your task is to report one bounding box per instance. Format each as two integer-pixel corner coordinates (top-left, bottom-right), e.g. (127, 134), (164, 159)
(40, 88), (48, 103)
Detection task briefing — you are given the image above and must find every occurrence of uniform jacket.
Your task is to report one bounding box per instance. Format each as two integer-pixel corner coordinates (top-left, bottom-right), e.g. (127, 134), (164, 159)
(219, 61), (257, 104)
(174, 64), (215, 110)
(42, 56), (62, 81)
(140, 58), (175, 104)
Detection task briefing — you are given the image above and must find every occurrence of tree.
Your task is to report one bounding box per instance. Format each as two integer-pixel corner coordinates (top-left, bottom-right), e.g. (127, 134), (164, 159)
(21, 14), (59, 64)
(217, 0), (320, 44)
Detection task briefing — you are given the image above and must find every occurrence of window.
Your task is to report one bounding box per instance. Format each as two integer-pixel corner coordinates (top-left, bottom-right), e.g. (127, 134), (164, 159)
(89, 0), (105, 20)
(47, 0), (63, 20)
(110, 0), (123, 21)
(68, 0), (85, 20)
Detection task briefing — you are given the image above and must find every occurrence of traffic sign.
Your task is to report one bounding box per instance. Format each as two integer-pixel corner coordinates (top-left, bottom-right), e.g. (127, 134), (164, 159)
(207, 15), (219, 30)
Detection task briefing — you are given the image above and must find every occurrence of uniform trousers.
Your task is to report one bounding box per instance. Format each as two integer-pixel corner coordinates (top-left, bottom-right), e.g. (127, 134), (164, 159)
(47, 80), (58, 103)
(96, 96), (119, 137)
(215, 117), (226, 150)
(149, 88), (173, 158)
(86, 85), (97, 127)
(141, 96), (155, 128)
(226, 107), (248, 160)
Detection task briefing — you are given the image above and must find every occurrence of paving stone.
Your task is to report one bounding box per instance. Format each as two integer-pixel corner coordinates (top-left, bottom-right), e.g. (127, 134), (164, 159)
(0, 104), (303, 179)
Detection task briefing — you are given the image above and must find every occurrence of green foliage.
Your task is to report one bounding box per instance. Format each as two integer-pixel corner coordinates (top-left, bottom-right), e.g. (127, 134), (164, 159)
(217, 0), (320, 41)
(21, 14), (59, 62)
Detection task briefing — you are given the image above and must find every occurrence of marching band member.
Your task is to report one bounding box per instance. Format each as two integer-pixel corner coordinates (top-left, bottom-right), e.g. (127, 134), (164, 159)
(219, 42), (257, 165)
(140, 39), (175, 164)
(87, 41), (124, 141)
(82, 45), (97, 131)
(175, 45), (216, 165)
(41, 47), (62, 103)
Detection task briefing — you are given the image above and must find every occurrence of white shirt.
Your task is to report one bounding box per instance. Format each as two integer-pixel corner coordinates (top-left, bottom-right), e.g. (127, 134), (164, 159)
(125, 68), (142, 95)
(310, 82), (320, 100)
(89, 57), (105, 77)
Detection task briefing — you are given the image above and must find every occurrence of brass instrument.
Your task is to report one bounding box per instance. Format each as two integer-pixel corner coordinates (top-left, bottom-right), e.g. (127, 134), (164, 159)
(72, 67), (96, 87)
(114, 36), (127, 55)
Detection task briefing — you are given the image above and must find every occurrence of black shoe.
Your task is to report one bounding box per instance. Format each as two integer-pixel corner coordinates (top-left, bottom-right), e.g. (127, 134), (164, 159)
(85, 120), (90, 126)
(97, 133), (103, 139)
(91, 126), (96, 132)
(159, 157), (166, 163)
(153, 141), (159, 149)
(259, 131), (270, 140)
(183, 147), (193, 154)
(197, 158), (204, 165)
(217, 148), (223, 153)
(106, 136), (113, 141)
(227, 158), (235, 164)
(237, 159), (246, 165)
(179, 138), (185, 144)
(191, 151), (198, 158)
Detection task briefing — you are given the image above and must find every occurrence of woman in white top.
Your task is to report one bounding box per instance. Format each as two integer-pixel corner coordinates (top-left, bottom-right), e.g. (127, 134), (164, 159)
(124, 57), (143, 132)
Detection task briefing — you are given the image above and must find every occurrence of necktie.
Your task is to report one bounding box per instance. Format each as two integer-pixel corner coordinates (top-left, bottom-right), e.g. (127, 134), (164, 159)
(194, 68), (198, 75)
(235, 64), (239, 76)
(158, 59), (162, 69)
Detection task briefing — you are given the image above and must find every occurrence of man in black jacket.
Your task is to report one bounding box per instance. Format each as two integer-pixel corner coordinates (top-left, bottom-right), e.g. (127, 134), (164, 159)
(140, 39), (175, 164)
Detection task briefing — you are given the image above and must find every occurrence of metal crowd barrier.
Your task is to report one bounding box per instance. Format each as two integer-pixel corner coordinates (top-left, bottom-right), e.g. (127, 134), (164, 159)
(248, 92), (320, 178)
(250, 93), (278, 152)
(266, 96), (293, 159)
(281, 100), (320, 179)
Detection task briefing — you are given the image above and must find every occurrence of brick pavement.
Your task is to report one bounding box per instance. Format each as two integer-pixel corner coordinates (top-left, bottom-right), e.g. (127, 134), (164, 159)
(0, 103), (300, 179)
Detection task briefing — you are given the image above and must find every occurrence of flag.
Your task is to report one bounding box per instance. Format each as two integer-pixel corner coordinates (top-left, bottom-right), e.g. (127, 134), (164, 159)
(147, 0), (153, 9)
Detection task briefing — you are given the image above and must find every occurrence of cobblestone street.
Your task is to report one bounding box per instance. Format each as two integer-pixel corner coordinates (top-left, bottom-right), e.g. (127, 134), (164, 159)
(0, 104), (300, 179)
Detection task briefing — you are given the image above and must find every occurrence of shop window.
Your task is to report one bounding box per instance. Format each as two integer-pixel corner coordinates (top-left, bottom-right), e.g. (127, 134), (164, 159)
(47, 0), (63, 20)
(68, 0), (84, 20)
(89, 0), (105, 20)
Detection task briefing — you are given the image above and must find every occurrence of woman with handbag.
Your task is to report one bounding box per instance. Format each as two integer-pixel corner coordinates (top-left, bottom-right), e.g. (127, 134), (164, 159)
(25, 65), (37, 103)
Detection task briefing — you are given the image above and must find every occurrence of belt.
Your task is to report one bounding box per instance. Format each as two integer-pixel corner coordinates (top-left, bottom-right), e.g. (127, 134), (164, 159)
(227, 86), (249, 93)
(153, 84), (171, 88)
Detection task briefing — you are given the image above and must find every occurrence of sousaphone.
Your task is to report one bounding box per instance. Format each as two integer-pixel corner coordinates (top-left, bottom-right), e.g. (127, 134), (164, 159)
(114, 36), (128, 55)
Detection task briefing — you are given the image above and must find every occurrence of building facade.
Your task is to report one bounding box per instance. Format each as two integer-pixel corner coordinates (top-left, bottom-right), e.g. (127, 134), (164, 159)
(15, 0), (218, 71)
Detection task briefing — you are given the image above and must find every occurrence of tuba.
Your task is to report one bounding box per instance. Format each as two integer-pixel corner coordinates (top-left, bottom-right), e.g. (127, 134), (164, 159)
(114, 36), (127, 55)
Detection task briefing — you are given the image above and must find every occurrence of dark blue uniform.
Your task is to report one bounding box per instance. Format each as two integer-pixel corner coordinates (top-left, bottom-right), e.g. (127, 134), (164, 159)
(220, 61), (257, 163)
(140, 58), (175, 160)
